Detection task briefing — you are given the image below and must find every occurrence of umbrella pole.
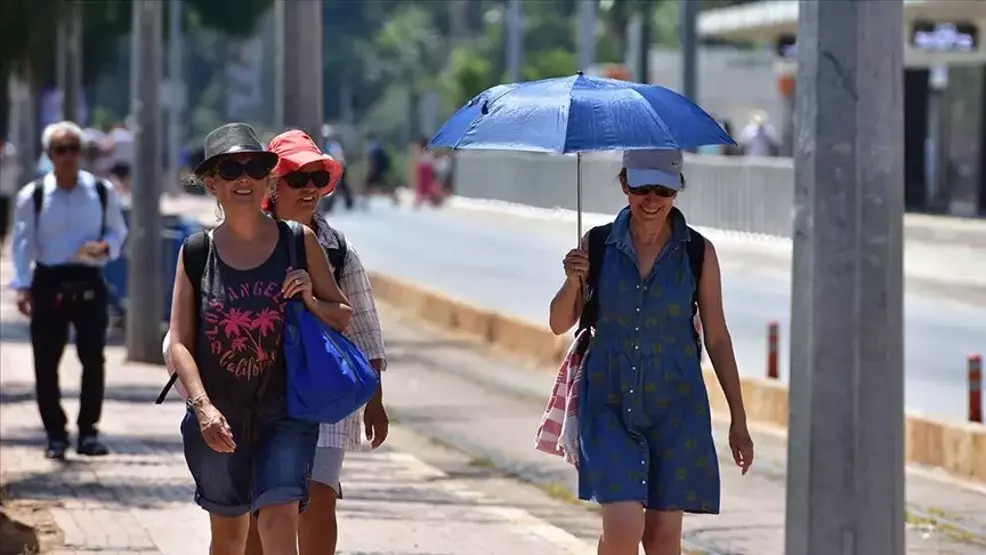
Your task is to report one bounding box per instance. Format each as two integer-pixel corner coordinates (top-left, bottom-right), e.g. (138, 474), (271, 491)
(576, 151), (586, 306)
(577, 152), (583, 246)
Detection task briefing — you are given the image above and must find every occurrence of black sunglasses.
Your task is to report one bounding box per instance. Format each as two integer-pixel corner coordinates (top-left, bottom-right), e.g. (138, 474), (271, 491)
(283, 170), (331, 189)
(215, 157), (273, 181)
(50, 143), (82, 156)
(629, 185), (677, 198)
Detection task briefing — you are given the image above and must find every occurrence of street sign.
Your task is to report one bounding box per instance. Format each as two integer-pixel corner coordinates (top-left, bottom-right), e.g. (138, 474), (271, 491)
(911, 21), (978, 53)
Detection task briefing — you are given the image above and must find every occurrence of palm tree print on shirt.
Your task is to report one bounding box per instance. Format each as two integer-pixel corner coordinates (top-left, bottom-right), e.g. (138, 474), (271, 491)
(203, 280), (286, 380)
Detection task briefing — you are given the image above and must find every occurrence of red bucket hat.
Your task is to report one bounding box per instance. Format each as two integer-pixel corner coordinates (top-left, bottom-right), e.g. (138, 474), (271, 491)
(267, 129), (344, 193)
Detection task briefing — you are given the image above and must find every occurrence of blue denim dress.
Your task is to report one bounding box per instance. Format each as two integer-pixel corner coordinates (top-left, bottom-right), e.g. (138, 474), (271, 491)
(578, 207), (720, 513)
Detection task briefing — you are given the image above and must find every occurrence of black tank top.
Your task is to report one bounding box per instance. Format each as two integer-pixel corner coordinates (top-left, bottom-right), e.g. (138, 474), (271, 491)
(196, 220), (291, 419)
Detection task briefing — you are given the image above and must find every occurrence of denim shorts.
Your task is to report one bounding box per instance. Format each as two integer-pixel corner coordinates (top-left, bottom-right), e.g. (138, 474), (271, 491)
(181, 408), (318, 517)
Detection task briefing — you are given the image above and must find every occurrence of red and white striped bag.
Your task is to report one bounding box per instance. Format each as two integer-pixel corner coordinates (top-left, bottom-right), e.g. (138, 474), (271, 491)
(534, 328), (590, 467)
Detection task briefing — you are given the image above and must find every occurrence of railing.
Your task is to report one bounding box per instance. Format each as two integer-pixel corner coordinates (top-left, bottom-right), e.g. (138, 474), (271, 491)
(453, 150), (796, 238)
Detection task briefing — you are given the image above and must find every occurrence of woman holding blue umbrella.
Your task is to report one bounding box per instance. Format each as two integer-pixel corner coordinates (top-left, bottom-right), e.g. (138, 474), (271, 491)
(431, 73), (753, 554)
(549, 149), (753, 554)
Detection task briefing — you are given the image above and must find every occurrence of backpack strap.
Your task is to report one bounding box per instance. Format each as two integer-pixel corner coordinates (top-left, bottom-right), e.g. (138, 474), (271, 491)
(685, 226), (707, 348)
(155, 230), (210, 405)
(33, 178), (109, 239)
(577, 223), (613, 334)
(325, 228), (348, 284)
(285, 220), (307, 271)
(31, 180), (43, 243)
(94, 179), (108, 238)
(685, 226), (706, 308)
(31, 180), (43, 218)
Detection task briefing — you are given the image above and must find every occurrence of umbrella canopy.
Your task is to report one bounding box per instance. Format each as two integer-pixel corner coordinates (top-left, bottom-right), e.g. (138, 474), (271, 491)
(429, 73), (734, 154)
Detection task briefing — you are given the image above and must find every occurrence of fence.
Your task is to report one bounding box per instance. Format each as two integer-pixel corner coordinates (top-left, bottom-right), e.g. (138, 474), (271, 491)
(453, 150), (796, 238)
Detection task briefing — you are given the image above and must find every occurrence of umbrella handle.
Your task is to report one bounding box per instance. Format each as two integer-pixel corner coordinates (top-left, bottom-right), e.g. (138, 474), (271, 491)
(576, 152), (583, 246)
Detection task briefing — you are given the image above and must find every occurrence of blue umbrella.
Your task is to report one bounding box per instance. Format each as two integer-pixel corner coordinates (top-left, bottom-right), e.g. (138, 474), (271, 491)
(429, 72), (734, 240)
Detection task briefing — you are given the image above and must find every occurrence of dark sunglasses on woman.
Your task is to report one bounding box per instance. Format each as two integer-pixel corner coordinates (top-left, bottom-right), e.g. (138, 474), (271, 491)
(215, 157), (274, 181)
(283, 170), (331, 189)
(628, 184), (677, 198)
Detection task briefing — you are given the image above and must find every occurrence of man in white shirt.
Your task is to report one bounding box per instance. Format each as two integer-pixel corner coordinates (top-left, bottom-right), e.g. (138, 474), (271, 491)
(10, 121), (129, 459)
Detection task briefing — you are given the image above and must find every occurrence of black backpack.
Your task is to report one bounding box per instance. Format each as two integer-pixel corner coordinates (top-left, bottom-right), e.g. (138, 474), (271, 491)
(32, 179), (109, 239)
(577, 220), (707, 348)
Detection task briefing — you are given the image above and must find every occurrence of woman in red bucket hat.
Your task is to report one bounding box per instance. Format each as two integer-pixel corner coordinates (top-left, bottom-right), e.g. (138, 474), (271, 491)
(244, 129), (390, 555)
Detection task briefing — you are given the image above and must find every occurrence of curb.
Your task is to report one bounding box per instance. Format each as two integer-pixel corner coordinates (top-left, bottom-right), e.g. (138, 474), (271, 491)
(367, 271), (986, 485)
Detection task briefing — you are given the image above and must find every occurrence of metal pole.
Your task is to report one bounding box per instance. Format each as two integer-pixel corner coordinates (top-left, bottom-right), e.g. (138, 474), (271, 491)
(167, 0), (183, 195)
(281, 0), (323, 139)
(636, 1), (651, 84)
(126, 0), (165, 363)
(64, 2), (83, 123)
(505, 0), (523, 82)
(577, 0), (596, 73)
(679, 0), (697, 102)
(785, 1), (905, 554)
(576, 152), (583, 245)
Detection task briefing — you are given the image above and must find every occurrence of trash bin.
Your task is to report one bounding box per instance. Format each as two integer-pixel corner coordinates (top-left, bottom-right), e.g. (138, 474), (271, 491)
(104, 209), (206, 324)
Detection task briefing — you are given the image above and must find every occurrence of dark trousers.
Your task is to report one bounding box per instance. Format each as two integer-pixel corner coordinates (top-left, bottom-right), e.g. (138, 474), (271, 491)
(0, 194), (10, 246)
(30, 265), (109, 442)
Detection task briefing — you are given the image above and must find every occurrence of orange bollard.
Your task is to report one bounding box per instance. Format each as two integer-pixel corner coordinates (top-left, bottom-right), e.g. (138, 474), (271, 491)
(767, 321), (779, 380)
(970, 354), (983, 423)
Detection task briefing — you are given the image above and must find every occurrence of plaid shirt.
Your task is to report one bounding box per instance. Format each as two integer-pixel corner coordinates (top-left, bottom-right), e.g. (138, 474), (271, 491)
(313, 215), (387, 450)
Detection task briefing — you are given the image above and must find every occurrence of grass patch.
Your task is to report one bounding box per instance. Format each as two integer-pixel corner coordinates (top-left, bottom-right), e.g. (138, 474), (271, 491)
(469, 456), (496, 469)
(536, 481), (581, 506)
(906, 509), (983, 546)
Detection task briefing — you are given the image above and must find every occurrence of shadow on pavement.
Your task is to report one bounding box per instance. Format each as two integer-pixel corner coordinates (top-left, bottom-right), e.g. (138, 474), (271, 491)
(0, 382), (180, 407)
(0, 319), (125, 346)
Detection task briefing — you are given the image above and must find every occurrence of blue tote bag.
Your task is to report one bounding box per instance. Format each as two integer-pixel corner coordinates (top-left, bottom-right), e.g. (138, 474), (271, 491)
(282, 221), (379, 424)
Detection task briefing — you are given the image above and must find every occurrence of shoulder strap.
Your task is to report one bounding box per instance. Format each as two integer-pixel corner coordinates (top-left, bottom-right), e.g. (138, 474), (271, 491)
(157, 230), (209, 405)
(94, 179), (108, 238)
(32, 179), (109, 237)
(285, 220), (307, 271)
(685, 226), (707, 348)
(326, 228), (348, 284)
(182, 231), (210, 295)
(685, 226), (706, 302)
(30, 180), (43, 244)
(31, 180), (43, 218)
(577, 223), (613, 333)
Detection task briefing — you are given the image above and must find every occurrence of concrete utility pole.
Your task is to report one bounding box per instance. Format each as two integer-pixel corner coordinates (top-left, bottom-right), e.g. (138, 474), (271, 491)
(785, 1), (905, 554)
(279, 0), (323, 139)
(167, 0), (183, 195)
(273, 0), (285, 131)
(577, 0), (596, 72)
(126, 0), (165, 363)
(678, 0), (698, 101)
(505, 0), (523, 82)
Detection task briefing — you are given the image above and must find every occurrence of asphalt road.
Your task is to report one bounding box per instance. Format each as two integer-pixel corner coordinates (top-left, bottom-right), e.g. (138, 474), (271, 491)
(328, 198), (985, 422)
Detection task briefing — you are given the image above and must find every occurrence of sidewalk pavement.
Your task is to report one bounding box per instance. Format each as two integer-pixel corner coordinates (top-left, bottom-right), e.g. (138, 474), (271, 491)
(0, 292), (595, 554)
(375, 305), (986, 554)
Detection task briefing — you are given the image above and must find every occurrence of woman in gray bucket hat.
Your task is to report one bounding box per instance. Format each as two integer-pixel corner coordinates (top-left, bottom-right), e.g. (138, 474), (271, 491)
(166, 123), (353, 553)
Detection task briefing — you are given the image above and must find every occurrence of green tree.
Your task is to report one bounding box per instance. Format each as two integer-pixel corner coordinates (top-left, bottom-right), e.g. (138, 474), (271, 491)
(360, 5), (445, 142)
(0, 0), (273, 131)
